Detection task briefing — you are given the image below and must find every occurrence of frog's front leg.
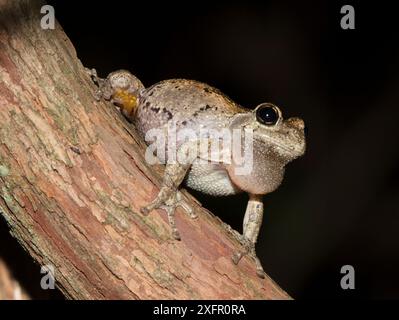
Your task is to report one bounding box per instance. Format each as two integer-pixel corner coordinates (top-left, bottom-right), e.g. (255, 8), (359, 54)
(232, 194), (266, 278)
(140, 141), (199, 240)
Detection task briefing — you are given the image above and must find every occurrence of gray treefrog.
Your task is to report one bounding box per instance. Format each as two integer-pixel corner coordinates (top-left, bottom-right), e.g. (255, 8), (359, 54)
(87, 68), (306, 278)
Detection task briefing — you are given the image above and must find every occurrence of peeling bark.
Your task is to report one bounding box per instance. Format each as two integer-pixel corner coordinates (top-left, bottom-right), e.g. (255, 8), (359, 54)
(0, 0), (290, 299)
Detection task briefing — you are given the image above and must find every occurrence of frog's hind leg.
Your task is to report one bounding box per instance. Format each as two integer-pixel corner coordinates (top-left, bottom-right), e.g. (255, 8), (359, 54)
(232, 194), (266, 278)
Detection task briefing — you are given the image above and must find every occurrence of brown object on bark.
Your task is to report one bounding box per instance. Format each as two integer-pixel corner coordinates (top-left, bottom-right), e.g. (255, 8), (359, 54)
(0, 0), (290, 299)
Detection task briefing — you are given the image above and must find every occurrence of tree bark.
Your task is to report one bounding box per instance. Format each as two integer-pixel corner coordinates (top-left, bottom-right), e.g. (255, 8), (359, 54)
(0, 0), (290, 299)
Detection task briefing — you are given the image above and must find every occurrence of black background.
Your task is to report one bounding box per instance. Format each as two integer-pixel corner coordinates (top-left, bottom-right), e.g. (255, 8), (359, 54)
(1, 0), (398, 299)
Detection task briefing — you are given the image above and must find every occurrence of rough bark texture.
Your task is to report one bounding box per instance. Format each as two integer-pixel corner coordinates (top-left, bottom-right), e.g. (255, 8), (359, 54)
(0, 0), (290, 299)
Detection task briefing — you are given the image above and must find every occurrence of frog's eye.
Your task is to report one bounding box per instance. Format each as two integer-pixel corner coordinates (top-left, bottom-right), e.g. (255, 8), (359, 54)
(255, 103), (280, 126)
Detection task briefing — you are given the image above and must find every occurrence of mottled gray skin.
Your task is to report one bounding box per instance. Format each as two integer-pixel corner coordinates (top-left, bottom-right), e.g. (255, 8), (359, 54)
(136, 79), (305, 197)
(136, 79), (242, 137)
(89, 69), (306, 278)
(136, 80), (245, 196)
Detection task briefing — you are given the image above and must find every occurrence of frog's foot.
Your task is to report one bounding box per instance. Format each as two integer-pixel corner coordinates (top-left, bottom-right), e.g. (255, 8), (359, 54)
(141, 189), (197, 240)
(232, 236), (265, 279)
(85, 67), (98, 80)
(85, 67), (107, 101)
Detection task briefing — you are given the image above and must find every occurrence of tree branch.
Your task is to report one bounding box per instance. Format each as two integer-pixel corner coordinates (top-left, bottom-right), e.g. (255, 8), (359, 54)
(0, 0), (290, 299)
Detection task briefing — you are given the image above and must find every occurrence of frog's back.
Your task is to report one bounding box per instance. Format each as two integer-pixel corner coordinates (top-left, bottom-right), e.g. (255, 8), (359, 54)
(135, 79), (245, 136)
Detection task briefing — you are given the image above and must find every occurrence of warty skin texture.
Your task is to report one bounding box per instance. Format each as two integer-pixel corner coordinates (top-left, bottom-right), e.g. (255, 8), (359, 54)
(89, 68), (306, 278)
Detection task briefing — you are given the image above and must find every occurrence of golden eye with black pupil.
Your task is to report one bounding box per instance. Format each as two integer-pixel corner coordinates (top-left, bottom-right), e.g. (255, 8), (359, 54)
(256, 104), (279, 125)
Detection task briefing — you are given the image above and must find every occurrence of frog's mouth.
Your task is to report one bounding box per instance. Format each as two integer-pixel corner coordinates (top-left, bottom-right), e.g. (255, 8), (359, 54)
(276, 143), (305, 158)
(254, 136), (305, 158)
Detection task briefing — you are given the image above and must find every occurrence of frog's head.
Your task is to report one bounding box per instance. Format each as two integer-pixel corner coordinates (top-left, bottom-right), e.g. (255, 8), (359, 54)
(229, 103), (306, 164)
